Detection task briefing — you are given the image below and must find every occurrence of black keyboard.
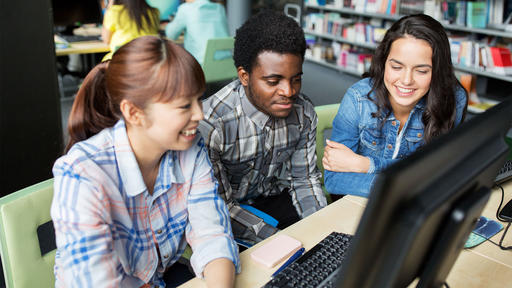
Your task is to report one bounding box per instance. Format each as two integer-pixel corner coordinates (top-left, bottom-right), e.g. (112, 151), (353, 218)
(59, 34), (101, 43)
(263, 231), (352, 288)
(496, 160), (512, 184)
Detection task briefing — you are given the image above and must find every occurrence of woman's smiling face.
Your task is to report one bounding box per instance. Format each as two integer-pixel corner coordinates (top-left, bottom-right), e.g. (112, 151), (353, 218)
(384, 35), (433, 114)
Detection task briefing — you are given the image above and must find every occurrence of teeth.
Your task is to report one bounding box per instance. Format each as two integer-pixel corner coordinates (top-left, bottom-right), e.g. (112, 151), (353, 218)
(397, 87), (413, 93)
(181, 129), (196, 136)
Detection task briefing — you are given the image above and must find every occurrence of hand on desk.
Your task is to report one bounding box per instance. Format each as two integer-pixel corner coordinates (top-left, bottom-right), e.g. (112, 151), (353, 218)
(322, 139), (370, 173)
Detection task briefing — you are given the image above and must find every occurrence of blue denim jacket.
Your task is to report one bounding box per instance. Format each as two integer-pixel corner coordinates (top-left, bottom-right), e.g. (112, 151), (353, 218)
(324, 78), (467, 197)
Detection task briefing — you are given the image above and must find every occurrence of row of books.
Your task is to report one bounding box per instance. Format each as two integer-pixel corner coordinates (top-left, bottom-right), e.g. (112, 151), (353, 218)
(306, 40), (373, 74)
(423, 0), (510, 29)
(306, 0), (399, 15)
(309, 0), (511, 30)
(450, 36), (512, 75)
(304, 13), (389, 44)
(400, 0), (426, 14)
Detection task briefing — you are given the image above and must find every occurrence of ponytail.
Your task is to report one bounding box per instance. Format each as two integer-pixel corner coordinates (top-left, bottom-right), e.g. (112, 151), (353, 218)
(65, 61), (119, 152)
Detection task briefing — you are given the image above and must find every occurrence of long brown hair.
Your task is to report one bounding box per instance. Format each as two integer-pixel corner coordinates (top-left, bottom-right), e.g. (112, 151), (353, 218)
(66, 36), (205, 152)
(365, 14), (467, 143)
(112, 0), (159, 32)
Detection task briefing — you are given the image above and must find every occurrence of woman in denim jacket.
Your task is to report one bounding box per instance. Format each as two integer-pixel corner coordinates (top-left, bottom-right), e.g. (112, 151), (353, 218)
(323, 14), (467, 197)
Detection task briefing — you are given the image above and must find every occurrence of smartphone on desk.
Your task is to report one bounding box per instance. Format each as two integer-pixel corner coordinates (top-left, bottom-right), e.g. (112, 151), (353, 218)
(464, 216), (503, 248)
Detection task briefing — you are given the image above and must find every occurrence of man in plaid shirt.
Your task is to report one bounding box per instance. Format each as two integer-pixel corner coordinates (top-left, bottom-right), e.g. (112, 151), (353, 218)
(198, 10), (327, 246)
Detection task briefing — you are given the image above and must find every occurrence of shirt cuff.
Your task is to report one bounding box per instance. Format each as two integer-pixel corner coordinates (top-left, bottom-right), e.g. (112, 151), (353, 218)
(301, 207), (319, 218)
(296, 194), (325, 218)
(367, 157), (376, 174)
(189, 236), (240, 278)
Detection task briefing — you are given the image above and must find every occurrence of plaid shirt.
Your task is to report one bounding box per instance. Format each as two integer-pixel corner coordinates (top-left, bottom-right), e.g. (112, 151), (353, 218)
(199, 80), (327, 225)
(51, 120), (239, 288)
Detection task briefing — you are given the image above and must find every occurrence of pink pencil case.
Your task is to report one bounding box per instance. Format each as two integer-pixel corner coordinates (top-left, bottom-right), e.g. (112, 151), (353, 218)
(250, 234), (303, 268)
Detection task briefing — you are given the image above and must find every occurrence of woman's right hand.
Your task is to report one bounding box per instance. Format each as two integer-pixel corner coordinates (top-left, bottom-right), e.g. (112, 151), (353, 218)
(322, 139), (370, 173)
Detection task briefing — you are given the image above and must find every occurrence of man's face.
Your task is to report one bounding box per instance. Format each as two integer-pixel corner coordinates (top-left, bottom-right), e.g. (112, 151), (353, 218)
(239, 51), (303, 118)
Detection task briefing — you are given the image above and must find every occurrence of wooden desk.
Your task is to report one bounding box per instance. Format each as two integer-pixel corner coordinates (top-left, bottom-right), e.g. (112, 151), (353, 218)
(180, 181), (512, 288)
(54, 36), (183, 57)
(55, 41), (110, 57)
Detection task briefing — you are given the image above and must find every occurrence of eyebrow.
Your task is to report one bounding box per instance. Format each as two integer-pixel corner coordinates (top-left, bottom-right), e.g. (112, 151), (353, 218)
(262, 72), (304, 79)
(389, 59), (432, 69)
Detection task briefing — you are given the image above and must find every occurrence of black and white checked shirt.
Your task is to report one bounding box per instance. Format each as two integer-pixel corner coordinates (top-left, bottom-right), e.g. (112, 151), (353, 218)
(199, 80), (327, 227)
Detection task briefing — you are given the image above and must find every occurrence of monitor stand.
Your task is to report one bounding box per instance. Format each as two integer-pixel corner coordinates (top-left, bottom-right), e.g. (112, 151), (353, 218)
(418, 187), (491, 288)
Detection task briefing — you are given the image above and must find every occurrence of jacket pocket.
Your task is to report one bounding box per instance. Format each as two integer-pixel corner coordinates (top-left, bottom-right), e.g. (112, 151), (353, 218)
(360, 128), (385, 157)
(405, 128), (424, 153)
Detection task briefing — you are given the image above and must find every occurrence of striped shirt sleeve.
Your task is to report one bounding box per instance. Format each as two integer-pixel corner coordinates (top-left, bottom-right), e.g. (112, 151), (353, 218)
(287, 103), (327, 217)
(51, 160), (123, 287)
(186, 140), (240, 276)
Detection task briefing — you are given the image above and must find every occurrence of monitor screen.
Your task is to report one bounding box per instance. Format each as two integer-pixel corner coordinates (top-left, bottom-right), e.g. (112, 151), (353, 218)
(335, 99), (512, 288)
(51, 0), (102, 28)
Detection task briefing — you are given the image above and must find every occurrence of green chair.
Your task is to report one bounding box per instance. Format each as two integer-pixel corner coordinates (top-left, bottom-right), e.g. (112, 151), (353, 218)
(314, 104), (340, 203)
(0, 179), (56, 288)
(201, 37), (237, 83)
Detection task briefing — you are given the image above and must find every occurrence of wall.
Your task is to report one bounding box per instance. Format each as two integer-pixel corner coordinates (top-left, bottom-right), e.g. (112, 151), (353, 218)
(0, 0), (63, 195)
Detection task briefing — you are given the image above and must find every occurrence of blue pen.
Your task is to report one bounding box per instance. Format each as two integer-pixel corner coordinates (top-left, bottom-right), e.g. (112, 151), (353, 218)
(271, 247), (305, 277)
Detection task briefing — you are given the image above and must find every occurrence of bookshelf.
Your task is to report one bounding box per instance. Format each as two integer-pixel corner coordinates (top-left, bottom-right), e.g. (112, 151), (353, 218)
(303, 1), (512, 84)
(305, 2), (512, 38)
(305, 3), (401, 21)
(454, 64), (512, 82)
(305, 27), (512, 82)
(443, 23), (512, 38)
(305, 29), (379, 49)
(305, 55), (363, 77)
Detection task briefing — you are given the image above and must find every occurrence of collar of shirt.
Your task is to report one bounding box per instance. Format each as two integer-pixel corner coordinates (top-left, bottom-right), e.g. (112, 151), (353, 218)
(113, 120), (185, 198)
(416, 98), (426, 109)
(239, 83), (271, 129)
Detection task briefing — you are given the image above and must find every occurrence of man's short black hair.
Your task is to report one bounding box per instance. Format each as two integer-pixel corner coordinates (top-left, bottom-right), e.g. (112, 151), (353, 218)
(233, 10), (306, 73)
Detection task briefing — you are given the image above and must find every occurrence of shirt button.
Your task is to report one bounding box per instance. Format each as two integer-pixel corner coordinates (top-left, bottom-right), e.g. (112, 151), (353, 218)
(157, 229), (162, 234)
(391, 121), (396, 126)
(387, 144), (393, 149)
(163, 254), (169, 259)
(417, 133), (422, 138)
(372, 141), (376, 146)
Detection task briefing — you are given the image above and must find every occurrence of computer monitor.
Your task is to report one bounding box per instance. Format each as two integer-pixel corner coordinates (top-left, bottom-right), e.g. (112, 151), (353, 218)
(51, 0), (102, 34)
(335, 99), (512, 288)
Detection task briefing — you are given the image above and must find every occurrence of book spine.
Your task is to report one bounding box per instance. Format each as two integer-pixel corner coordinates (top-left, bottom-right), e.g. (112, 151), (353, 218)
(456, 1), (467, 26)
(466, 1), (487, 28)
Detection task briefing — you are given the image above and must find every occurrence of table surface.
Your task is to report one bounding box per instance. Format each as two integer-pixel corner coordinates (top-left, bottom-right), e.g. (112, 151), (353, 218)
(55, 35), (185, 57)
(180, 181), (512, 288)
(55, 41), (110, 56)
